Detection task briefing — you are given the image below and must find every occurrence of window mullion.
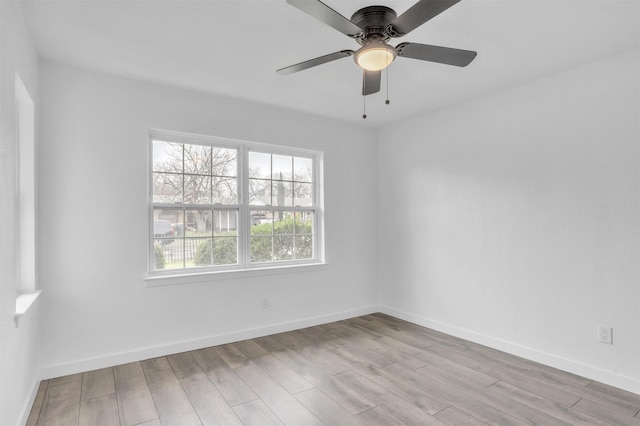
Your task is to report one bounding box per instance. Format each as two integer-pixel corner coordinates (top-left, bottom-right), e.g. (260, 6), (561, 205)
(181, 144), (185, 204)
(239, 146), (251, 268)
(181, 207), (186, 269)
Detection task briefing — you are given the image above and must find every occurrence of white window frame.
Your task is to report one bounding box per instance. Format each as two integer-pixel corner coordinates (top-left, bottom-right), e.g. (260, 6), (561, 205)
(14, 73), (41, 326)
(147, 130), (324, 281)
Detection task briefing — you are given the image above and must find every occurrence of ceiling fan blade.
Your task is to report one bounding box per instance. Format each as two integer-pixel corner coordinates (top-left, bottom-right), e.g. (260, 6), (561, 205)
(286, 0), (362, 37)
(362, 70), (381, 96)
(389, 0), (461, 37)
(277, 50), (354, 75)
(396, 42), (476, 67)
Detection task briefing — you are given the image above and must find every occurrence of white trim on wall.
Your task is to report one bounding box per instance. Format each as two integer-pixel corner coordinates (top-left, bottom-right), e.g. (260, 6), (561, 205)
(380, 305), (640, 396)
(38, 305), (379, 381)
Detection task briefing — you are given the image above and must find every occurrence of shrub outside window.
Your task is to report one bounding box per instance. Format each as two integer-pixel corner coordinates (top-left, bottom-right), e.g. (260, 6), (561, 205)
(149, 132), (322, 275)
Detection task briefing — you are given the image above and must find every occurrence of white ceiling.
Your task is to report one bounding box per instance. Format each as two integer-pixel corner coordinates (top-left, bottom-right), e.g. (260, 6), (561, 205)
(21, 0), (640, 127)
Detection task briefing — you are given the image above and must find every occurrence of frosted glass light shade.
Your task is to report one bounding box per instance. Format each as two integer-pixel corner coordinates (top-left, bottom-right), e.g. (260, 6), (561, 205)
(355, 43), (396, 71)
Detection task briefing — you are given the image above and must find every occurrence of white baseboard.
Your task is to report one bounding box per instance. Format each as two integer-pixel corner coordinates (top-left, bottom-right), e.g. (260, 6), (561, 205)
(379, 305), (640, 396)
(38, 305), (379, 381)
(16, 371), (41, 426)
(27, 303), (640, 425)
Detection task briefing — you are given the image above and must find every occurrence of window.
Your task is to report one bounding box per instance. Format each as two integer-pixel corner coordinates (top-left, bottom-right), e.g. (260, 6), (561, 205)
(149, 131), (323, 276)
(14, 73), (41, 326)
(16, 74), (36, 293)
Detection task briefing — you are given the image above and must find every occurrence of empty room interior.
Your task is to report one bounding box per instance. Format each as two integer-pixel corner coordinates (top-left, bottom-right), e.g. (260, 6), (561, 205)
(1, 0), (640, 425)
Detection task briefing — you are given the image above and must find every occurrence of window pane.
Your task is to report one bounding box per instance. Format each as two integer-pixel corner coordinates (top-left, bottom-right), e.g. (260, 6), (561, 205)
(214, 237), (237, 265)
(153, 242), (168, 270)
(251, 211), (272, 235)
(183, 209), (212, 268)
(153, 172), (183, 203)
(186, 209), (212, 236)
(294, 183), (313, 207)
(159, 243), (185, 270)
(213, 209), (238, 265)
(153, 141), (182, 173)
(153, 209), (179, 242)
(153, 209), (181, 270)
(193, 238), (213, 267)
(213, 210), (238, 233)
(249, 152), (270, 179)
(213, 147), (237, 177)
(249, 178), (271, 205)
(273, 155), (292, 180)
(294, 212), (313, 234)
(274, 235), (294, 261)
(274, 211), (293, 234)
(183, 144), (211, 175)
(251, 236), (272, 262)
(272, 181), (293, 207)
(294, 157), (312, 183)
(295, 235), (313, 259)
(184, 174), (211, 204)
(212, 177), (237, 205)
(153, 226), (176, 246)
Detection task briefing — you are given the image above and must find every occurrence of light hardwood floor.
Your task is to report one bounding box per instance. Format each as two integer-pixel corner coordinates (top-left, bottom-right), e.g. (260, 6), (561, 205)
(27, 313), (640, 425)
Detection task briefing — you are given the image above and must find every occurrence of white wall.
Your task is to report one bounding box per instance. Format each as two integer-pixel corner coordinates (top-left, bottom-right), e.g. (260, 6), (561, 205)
(37, 61), (379, 377)
(11, 18), (638, 426)
(0, 3), (41, 426)
(378, 49), (640, 392)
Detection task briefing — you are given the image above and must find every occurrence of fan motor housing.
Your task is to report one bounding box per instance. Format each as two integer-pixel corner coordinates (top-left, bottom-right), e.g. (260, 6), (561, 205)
(350, 6), (397, 43)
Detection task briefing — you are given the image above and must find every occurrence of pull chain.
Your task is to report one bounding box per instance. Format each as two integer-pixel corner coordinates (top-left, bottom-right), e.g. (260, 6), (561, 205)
(385, 65), (390, 105)
(362, 95), (367, 119)
(361, 70), (367, 119)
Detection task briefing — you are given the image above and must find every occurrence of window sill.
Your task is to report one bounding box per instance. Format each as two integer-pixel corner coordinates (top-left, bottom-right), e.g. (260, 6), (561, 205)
(145, 262), (329, 287)
(14, 290), (42, 327)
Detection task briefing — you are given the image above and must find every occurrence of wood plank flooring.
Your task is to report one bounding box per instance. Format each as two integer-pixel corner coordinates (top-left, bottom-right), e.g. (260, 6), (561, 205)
(26, 313), (640, 425)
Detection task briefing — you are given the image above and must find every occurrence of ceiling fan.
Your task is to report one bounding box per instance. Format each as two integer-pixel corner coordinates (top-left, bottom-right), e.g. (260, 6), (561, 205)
(277, 0), (477, 97)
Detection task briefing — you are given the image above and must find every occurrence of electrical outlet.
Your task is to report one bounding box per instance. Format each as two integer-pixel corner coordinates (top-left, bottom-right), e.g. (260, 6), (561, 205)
(598, 325), (613, 345)
(261, 297), (271, 309)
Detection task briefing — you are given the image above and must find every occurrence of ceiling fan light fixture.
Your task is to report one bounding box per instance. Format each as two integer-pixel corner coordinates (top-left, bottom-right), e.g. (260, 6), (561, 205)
(354, 42), (397, 71)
